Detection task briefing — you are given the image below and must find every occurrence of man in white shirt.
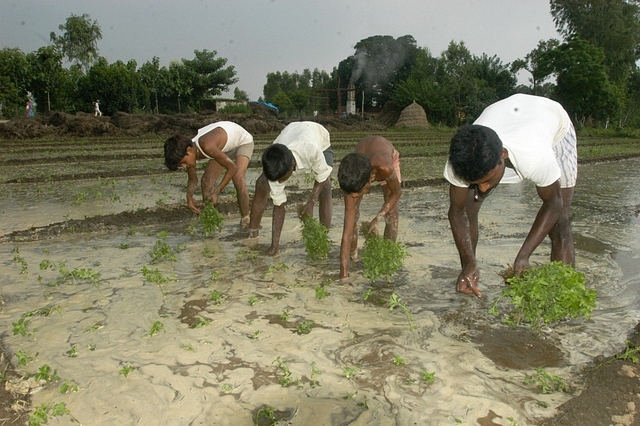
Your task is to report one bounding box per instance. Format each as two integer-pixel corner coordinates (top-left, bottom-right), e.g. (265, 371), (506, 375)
(444, 94), (577, 298)
(249, 121), (333, 254)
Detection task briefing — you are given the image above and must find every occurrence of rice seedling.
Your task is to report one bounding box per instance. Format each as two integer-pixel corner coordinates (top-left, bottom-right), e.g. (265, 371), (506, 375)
(150, 239), (177, 264)
(23, 306), (62, 317)
(16, 350), (34, 366)
(315, 286), (329, 299)
(148, 321), (165, 337)
(420, 370), (436, 383)
(59, 380), (79, 394)
(65, 346), (78, 358)
(361, 230), (407, 283)
(388, 293), (417, 334)
(190, 316), (211, 329)
(273, 357), (298, 387)
(33, 364), (60, 383)
(523, 367), (567, 394)
(393, 354), (406, 366)
(29, 402), (73, 426)
(253, 405), (278, 426)
(279, 310), (291, 321)
(300, 214), (331, 260)
(12, 318), (34, 337)
(296, 320), (314, 335)
(119, 364), (135, 377)
(12, 247), (28, 274)
(209, 290), (224, 305)
(343, 366), (361, 379)
(489, 262), (597, 328)
(309, 361), (322, 388)
(615, 340), (640, 363)
(199, 201), (224, 237)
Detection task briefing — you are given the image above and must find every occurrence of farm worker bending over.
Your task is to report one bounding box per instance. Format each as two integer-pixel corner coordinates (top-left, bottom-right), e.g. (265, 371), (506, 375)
(444, 94), (577, 298)
(338, 136), (402, 279)
(164, 121), (254, 228)
(249, 121), (333, 255)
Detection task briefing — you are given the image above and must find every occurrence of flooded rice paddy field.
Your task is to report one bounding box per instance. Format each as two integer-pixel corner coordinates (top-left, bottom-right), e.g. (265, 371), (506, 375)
(1, 142), (640, 425)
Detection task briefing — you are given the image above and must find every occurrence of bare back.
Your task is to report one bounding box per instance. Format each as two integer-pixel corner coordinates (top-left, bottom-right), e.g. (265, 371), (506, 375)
(354, 136), (395, 182)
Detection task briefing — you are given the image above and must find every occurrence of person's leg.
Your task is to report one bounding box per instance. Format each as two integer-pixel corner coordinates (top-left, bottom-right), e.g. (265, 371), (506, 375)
(232, 155), (251, 228)
(549, 187), (575, 266)
(201, 160), (224, 201)
(381, 185), (399, 242)
(248, 173), (269, 237)
(319, 179), (332, 228)
(319, 147), (334, 228)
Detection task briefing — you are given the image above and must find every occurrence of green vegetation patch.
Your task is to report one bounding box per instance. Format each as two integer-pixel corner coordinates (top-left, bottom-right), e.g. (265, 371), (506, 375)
(490, 262), (597, 328)
(199, 201), (224, 237)
(300, 215), (331, 260)
(361, 234), (407, 283)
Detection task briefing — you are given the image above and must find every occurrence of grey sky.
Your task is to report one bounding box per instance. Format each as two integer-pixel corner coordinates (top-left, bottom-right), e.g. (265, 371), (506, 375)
(1, 0), (559, 100)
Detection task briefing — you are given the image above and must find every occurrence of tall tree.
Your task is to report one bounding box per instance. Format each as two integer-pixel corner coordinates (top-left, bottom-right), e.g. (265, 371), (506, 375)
(538, 36), (617, 124)
(349, 35), (418, 108)
(511, 39), (560, 95)
(138, 56), (164, 113)
(181, 49), (238, 107)
(27, 46), (65, 111)
(50, 13), (102, 71)
(550, 0), (640, 84)
(0, 48), (31, 117)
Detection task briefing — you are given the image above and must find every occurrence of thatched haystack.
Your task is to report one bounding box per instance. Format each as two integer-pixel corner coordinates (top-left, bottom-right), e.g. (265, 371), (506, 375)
(394, 101), (429, 128)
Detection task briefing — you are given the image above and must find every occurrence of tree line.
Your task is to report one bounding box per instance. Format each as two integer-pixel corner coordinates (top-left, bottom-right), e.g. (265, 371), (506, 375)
(2, 1), (640, 128)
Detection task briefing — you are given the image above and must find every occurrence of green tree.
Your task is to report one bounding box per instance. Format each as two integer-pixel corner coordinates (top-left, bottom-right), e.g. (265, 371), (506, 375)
(27, 46), (65, 112)
(271, 91), (293, 115)
(0, 48), (31, 118)
(50, 13), (102, 71)
(181, 49), (238, 108)
(290, 89), (310, 118)
(550, 0), (640, 84)
(139, 56), (164, 113)
(234, 87), (249, 101)
(166, 61), (192, 113)
(538, 36), (617, 124)
(79, 58), (146, 114)
(511, 39), (560, 95)
(349, 35), (419, 108)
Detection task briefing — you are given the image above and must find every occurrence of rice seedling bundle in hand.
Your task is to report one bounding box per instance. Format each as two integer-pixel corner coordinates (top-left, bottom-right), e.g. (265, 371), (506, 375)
(300, 215), (331, 260)
(199, 202), (224, 237)
(489, 261), (597, 328)
(361, 231), (407, 283)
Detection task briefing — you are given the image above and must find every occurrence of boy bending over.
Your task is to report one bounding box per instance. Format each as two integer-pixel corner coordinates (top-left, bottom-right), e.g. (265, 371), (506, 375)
(249, 121), (333, 255)
(338, 136), (402, 278)
(164, 121), (254, 228)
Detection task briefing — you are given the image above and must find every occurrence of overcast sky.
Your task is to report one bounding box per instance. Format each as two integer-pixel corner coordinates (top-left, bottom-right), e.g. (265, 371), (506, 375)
(1, 0), (560, 100)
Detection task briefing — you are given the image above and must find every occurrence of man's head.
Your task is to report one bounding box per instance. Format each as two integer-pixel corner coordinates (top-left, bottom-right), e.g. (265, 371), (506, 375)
(164, 135), (194, 171)
(338, 153), (373, 194)
(262, 144), (295, 182)
(449, 124), (503, 182)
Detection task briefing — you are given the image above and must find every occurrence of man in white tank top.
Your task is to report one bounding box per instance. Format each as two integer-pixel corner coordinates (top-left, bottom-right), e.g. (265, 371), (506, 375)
(164, 121), (254, 229)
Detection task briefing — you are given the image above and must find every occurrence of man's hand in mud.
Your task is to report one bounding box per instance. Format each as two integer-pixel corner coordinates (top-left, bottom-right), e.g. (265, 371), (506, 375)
(187, 200), (202, 215)
(456, 266), (482, 298)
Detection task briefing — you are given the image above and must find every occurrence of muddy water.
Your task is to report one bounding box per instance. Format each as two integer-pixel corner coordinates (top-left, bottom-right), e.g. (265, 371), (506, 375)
(0, 160), (639, 425)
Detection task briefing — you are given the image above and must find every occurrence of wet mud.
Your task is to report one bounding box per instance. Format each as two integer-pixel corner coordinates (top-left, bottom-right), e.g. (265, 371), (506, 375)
(1, 155), (640, 425)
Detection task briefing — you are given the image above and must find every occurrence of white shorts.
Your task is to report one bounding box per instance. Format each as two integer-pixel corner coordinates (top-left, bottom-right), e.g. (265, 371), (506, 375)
(553, 123), (577, 188)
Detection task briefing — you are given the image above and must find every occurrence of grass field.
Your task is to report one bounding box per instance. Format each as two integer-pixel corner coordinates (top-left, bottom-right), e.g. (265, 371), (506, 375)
(2, 127), (640, 184)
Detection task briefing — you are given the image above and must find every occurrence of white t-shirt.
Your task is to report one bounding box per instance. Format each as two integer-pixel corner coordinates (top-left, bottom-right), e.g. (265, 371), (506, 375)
(444, 94), (572, 188)
(192, 121), (253, 159)
(267, 121), (332, 206)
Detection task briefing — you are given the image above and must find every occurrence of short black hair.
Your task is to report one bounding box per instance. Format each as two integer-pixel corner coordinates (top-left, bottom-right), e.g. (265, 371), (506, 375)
(338, 153), (372, 193)
(449, 124), (503, 182)
(164, 135), (193, 171)
(262, 144), (294, 181)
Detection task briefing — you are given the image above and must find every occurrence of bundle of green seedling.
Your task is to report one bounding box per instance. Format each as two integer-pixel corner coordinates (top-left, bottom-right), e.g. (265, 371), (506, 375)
(300, 214), (331, 260)
(489, 261), (597, 328)
(198, 201), (224, 237)
(360, 223), (407, 283)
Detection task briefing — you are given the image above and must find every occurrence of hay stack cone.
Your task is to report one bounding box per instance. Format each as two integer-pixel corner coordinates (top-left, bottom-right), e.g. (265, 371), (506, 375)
(394, 101), (429, 128)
